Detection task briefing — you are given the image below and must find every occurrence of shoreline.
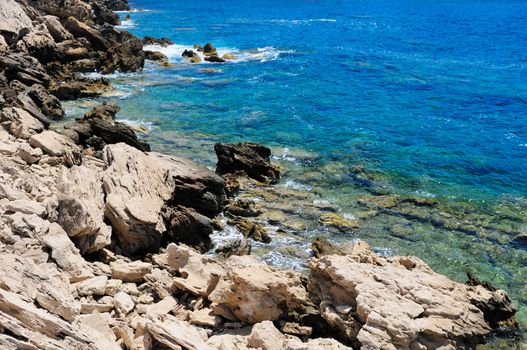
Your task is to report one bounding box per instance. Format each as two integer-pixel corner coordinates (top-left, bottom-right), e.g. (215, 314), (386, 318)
(0, 0), (523, 349)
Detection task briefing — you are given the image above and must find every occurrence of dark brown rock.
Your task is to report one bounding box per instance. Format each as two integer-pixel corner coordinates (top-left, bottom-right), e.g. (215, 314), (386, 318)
(26, 84), (64, 120)
(145, 50), (170, 66)
(204, 54), (225, 63)
(214, 142), (281, 184)
(49, 77), (112, 100)
(88, 117), (150, 152)
(98, 26), (144, 73)
(84, 100), (119, 121)
(142, 36), (174, 47)
(227, 217), (271, 243)
(162, 205), (214, 254)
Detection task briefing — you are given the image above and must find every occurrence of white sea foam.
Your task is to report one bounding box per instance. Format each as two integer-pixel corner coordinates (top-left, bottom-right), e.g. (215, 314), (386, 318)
(270, 18), (337, 25)
(116, 19), (135, 29)
(115, 9), (151, 13)
(144, 44), (292, 64)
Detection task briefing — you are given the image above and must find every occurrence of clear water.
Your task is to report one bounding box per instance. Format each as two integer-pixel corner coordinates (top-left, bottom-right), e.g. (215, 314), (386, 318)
(74, 0), (527, 342)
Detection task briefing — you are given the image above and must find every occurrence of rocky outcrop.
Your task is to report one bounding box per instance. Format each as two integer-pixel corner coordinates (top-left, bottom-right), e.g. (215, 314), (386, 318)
(215, 142), (281, 184)
(308, 241), (517, 349)
(142, 36), (174, 47)
(102, 143), (224, 254)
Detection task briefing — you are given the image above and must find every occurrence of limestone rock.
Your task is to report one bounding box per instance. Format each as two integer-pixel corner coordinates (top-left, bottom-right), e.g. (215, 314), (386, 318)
(76, 276), (108, 296)
(29, 130), (81, 157)
(1, 107), (45, 139)
(247, 321), (286, 350)
(110, 259), (153, 282)
(57, 161), (111, 254)
(168, 243), (224, 297)
(308, 241), (516, 349)
(41, 223), (94, 282)
(6, 199), (45, 216)
(114, 291), (135, 316)
(146, 315), (213, 350)
(102, 143), (223, 254)
(283, 338), (352, 350)
(209, 255), (308, 323)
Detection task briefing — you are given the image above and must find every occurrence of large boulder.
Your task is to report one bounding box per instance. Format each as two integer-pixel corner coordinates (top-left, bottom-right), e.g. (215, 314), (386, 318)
(64, 16), (108, 51)
(208, 255), (309, 323)
(29, 130), (81, 157)
(308, 241), (517, 349)
(87, 117), (151, 152)
(102, 143), (224, 254)
(56, 158), (112, 254)
(43, 15), (74, 43)
(214, 142), (280, 184)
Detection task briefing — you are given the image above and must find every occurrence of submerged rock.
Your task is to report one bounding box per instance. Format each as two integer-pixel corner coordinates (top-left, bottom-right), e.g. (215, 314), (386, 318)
(182, 49), (202, 63)
(215, 142), (281, 184)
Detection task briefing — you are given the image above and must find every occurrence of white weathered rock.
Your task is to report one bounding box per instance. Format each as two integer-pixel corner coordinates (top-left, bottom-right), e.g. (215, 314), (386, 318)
(41, 223), (94, 282)
(206, 333), (251, 350)
(283, 338), (352, 350)
(105, 279), (123, 296)
(167, 243), (224, 297)
(56, 161), (111, 254)
(77, 312), (120, 350)
(14, 142), (43, 164)
(76, 276), (108, 296)
(146, 315), (213, 350)
(110, 259), (153, 282)
(189, 307), (221, 328)
(29, 130), (80, 157)
(308, 241), (511, 350)
(247, 321), (286, 350)
(209, 255), (308, 324)
(114, 291), (135, 316)
(0, 252), (80, 322)
(0, 287), (106, 349)
(6, 199), (45, 216)
(2, 107), (44, 139)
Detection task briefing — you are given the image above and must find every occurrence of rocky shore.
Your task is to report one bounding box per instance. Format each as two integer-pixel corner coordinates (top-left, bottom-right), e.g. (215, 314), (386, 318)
(0, 0), (520, 349)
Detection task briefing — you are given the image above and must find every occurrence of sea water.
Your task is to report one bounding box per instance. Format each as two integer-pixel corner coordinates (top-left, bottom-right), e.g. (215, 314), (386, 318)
(69, 0), (527, 343)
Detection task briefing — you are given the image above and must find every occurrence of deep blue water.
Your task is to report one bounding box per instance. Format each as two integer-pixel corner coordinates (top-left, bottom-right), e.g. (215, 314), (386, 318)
(122, 0), (527, 202)
(81, 0), (527, 335)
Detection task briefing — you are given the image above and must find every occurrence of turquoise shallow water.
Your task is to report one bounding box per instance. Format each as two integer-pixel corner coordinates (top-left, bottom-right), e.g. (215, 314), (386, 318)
(69, 0), (527, 342)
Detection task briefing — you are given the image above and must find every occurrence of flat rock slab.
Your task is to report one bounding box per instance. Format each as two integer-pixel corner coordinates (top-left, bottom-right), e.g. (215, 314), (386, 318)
(30, 130), (80, 156)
